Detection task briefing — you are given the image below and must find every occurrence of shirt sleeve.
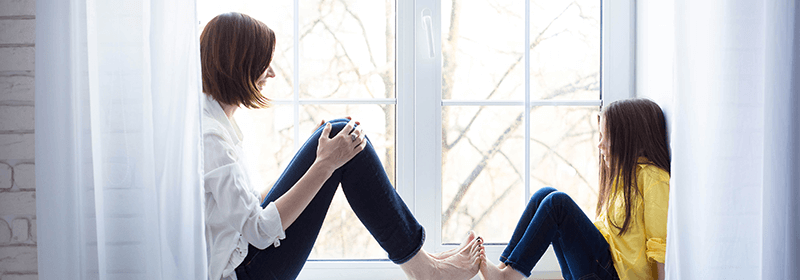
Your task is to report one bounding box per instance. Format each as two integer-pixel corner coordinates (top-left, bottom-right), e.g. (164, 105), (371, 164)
(204, 133), (286, 250)
(642, 169), (669, 263)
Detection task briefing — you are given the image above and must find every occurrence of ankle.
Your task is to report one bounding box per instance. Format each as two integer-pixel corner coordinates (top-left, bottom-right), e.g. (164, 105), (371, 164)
(399, 249), (434, 278)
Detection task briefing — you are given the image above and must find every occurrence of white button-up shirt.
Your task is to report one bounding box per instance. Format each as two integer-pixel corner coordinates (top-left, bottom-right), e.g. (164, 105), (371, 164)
(203, 95), (285, 280)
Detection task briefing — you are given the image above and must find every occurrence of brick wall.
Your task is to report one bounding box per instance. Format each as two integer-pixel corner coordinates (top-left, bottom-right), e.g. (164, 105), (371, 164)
(0, 0), (37, 279)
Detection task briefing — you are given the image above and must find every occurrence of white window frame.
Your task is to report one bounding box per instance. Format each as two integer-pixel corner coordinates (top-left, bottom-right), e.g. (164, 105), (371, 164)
(298, 0), (634, 278)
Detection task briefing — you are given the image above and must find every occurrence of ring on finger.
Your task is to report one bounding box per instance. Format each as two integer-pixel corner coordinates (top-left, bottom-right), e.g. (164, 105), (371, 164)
(350, 133), (358, 142)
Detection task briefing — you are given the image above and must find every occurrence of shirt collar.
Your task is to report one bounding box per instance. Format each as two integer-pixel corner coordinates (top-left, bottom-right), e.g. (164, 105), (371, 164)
(204, 94), (243, 145)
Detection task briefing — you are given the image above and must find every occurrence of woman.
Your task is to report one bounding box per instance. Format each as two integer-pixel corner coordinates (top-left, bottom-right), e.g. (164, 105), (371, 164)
(479, 98), (670, 280)
(200, 12), (483, 280)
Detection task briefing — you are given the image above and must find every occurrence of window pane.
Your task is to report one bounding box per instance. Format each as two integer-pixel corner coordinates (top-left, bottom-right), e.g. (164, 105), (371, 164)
(530, 0), (600, 100)
(197, 0), (295, 99)
(442, 106), (525, 243)
(530, 106), (600, 218)
(441, 0), (525, 100)
(234, 105), (296, 202)
(300, 104), (396, 259)
(299, 0), (395, 99)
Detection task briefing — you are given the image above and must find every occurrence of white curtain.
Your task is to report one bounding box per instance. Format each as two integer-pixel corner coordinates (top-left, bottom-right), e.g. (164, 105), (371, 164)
(35, 0), (207, 279)
(666, 0), (800, 279)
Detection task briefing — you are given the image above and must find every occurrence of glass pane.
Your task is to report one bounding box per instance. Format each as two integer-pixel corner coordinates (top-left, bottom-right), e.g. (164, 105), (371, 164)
(530, 106), (600, 218)
(300, 104), (396, 259)
(529, 0), (600, 100)
(442, 106), (525, 243)
(234, 105), (295, 198)
(299, 0), (396, 99)
(441, 0), (525, 100)
(197, 0), (295, 99)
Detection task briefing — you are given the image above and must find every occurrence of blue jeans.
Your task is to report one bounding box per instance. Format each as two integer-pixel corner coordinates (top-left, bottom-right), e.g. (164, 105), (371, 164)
(234, 119), (425, 280)
(500, 187), (619, 280)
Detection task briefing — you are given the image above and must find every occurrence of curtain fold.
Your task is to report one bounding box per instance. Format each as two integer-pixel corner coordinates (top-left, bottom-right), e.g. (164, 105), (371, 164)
(666, 0), (799, 279)
(36, 0), (207, 279)
(762, 1), (800, 278)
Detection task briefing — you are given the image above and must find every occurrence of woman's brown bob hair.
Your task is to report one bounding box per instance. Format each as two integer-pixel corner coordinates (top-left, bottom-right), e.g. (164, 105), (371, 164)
(200, 12), (275, 108)
(596, 98), (670, 235)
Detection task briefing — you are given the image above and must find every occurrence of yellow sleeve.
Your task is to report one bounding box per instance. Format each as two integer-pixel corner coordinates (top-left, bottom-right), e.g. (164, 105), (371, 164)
(642, 168), (669, 263)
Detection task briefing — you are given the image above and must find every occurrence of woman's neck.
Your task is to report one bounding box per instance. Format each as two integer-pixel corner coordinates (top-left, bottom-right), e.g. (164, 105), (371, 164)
(221, 103), (237, 119)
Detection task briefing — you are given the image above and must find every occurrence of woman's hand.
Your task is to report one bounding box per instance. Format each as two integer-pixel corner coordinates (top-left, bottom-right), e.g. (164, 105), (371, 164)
(314, 119), (367, 172)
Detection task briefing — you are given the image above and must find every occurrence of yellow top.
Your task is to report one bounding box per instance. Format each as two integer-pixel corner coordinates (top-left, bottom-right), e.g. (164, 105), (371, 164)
(594, 159), (669, 280)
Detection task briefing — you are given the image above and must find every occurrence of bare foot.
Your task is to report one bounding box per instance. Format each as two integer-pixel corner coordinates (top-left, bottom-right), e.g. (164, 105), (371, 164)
(478, 255), (525, 280)
(432, 231), (477, 260)
(400, 238), (484, 280)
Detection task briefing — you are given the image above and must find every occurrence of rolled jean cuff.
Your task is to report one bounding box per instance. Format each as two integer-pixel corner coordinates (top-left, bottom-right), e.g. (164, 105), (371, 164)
(502, 259), (532, 278)
(391, 227), (426, 265)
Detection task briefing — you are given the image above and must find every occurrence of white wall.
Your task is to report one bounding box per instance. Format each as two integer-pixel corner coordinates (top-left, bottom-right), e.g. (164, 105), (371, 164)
(0, 0), (38, 279)
(635, 0), (675, 129)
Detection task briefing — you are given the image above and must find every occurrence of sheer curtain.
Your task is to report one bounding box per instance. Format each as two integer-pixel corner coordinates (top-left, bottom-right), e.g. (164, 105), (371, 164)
(35, 0), (207, 279)
(666, 0), (800, 279)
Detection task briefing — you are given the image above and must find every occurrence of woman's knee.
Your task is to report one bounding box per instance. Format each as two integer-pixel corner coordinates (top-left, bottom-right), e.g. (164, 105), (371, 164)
(321, 118), (354, 138)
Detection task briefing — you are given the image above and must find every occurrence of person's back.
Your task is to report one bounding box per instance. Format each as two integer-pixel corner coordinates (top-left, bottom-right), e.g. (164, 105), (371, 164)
(594, 159), (669, 280)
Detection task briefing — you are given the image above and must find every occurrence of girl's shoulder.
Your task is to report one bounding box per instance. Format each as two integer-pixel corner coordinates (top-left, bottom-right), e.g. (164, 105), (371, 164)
(636, 159), (670, 186)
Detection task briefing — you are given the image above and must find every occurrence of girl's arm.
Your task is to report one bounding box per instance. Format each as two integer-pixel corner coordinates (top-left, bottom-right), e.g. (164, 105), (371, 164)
(658, 262), (665, 280)
(273, 120), (366, 230)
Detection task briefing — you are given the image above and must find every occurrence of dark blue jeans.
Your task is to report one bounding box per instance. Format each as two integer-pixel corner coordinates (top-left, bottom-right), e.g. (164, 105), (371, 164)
(235, 119), (425, 280)
(500, 187), (618, 280)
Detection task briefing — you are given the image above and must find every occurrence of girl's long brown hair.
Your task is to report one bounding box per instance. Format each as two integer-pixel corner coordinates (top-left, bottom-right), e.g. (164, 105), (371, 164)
(597, 98), (670, 235)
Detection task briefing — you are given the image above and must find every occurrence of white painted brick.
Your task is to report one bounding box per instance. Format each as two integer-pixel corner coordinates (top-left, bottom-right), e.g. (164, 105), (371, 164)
(10, 218), (27, 243)
(0, 0), (35, 17)
(12, 163), (33, 190)
(2, 274), (38, 280)
(0, 219), (10, 244)
(28, 218), (33, 243)
(0, 105), (33, 131)
(0, 20), (35, 45)
(0, 245), (37, 273)
(0, 106), (33, 131)
(0, 75), (34, 104)
(0, 192), (34, 216)
(0, 162), (10, 189)
(0, 47), (34, 72)
(0, 134), (33, 160)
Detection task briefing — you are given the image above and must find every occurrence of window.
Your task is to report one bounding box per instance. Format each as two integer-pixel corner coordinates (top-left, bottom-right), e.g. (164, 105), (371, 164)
(198, 0), (633, 278)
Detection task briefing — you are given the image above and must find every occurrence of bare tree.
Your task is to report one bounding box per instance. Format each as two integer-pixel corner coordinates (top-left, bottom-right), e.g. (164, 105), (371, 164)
(264, 0), (600, 257)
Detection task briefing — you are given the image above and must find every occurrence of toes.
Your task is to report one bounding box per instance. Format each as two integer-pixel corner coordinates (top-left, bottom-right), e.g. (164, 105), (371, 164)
(468, 239), (481, 255)
(464, 230), (476, 244)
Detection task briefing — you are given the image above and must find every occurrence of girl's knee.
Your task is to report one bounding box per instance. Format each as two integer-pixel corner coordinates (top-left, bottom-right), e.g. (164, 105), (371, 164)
(543, 191), (573, 206)
(530, 187), (558, 203)
(535, 186), (558, 196)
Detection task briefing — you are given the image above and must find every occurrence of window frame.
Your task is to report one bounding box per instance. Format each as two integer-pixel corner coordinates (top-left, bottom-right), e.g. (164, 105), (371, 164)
(298, 0), (634, 278)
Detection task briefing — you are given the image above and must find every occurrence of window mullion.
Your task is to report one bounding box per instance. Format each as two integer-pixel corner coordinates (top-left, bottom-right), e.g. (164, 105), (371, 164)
(396, 0), (415, 209)
(524, 0), (531, 202)
(413, 0), (443, 254)
(292, 0), (300, 152)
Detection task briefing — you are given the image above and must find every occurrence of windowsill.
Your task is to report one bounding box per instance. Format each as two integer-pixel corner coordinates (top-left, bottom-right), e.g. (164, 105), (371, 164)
(297, 245), (562, 280)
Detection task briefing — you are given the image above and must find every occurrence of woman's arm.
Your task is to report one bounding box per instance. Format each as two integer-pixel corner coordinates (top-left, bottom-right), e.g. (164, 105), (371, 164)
(273, 120), (366, 230)
(658, 262), (665, 280)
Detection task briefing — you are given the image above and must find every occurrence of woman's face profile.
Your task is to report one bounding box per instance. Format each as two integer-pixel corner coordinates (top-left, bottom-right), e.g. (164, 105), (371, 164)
(256, 66), (276, 92)
(598, 116), (611, 167)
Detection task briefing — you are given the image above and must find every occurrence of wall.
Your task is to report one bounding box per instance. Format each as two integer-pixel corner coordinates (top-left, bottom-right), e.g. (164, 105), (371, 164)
(635, 0), (675, 125)
(0, 0), (38, 279)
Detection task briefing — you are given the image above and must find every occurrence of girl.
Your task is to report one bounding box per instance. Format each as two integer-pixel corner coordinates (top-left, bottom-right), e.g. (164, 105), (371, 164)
(200, 12), (483, 280)
(478, 98), (670, 280)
